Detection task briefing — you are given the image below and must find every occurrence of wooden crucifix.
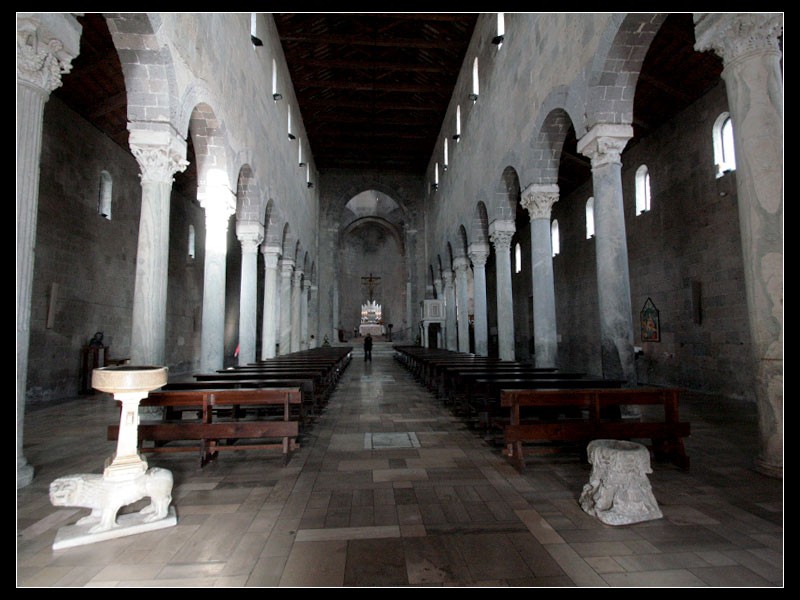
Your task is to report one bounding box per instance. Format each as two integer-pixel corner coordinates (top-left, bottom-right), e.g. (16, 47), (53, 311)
(361, 272), (381, 301)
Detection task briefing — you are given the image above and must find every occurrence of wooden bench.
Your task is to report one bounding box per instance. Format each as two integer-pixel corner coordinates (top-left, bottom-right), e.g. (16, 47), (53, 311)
(500, 387), (690, 472)
(108, 388), (302, 467)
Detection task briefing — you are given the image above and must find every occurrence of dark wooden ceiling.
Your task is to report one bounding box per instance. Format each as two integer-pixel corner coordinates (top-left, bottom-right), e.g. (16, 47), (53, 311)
(53, 13), (723, 193)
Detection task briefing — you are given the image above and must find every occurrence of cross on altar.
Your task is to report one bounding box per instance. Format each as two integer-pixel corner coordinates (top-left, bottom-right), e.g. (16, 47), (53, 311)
(361, 273), (381, 301)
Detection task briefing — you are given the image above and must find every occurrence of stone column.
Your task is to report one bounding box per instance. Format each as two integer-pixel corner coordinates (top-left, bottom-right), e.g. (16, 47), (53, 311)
(453, 256), (471, 353)
(279, 258), (294, 354)
(489, 220), (516, 360)
(442, 269), (457, 351)
(694, 13), (783, 478)
(301, 277), (311, 349)
(433, 276), (443, 300)
(128, 129), (189, 368)
(16, 13), (81, 488)
(468, 242), (491, 356)
(309, 283), (319, 348)
(521, 184), (560, 368)
(260, 245), (281, 359)
(332, 275), (339, 344)
(291, 269), (303, 352)
(236, 221), (263, 365)
(199, 190), (236, 372)
(577, 124), (636, 384)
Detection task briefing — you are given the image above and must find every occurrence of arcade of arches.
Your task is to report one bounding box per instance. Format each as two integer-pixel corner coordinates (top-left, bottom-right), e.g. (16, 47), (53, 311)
(17, 12), (782, 586)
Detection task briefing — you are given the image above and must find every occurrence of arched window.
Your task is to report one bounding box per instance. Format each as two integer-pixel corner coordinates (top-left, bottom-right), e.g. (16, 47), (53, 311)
(454, 104), (461, 141)
(585, 197), (595, 239)
(98, 170), (112, 220)
(635, 165), (651, 215)
(551, 220), (560, 257)
(287, 104), (296, 140)
(494, 13), (505, 48)
(188, 224), (196, 260)
(713, 112), (737, 177)
(514, 242), (522, 273)
(470, 57), (479, 102)
(443, 137), (448, 170)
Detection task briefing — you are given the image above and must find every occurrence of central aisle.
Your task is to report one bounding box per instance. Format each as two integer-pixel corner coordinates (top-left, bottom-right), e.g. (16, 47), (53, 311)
(261, 341), (574, 586)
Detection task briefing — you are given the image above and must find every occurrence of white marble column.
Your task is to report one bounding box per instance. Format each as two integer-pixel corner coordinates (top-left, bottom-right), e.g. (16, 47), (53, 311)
(16, 14), (81, 488)
(199, 190), (236, 372)
(301, 277), (311, 349)
(578, 124), (636, 384)
(694, 13), (783, 478)
(309, 283), (319, 348)
(468, 242), (491, 356)
(279, 258), (294, 354)
(236, 221), (263, 366)
(489, 220), (516, 360)
(453, 256), (471, 353)
(442, 269), (457, 351)
(260, 245), (281, 359)
(521, 184), (560, 368)
(291, 269), (303, 352)
(129, 130), (189, 368)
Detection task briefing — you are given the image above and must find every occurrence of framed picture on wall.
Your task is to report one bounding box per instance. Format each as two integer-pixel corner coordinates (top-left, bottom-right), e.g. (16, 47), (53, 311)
(640, 297), (661, 342)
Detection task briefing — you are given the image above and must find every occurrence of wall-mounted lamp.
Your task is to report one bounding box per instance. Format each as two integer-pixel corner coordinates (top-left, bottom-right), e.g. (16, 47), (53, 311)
(468, 92), (478, 103)
(491, 34), (504, 45)
(431, 183), (438, 192)
(273, 92), (283, 102)
(307, 182), (314, 189)
(452, 134), (460, 142)
(251, 35), (263, 47)
(288, 133), (296, 140)
(299, 162), (306, 168)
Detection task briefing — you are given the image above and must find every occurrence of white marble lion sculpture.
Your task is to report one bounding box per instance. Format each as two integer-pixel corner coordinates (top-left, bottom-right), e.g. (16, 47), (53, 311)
(49, 467), (173, 533)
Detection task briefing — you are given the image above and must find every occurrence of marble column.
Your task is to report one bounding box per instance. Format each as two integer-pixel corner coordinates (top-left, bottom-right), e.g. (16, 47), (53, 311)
(453, 256), (471, 353)
(468, 242), (491, 356)
(442, 269), (457, 351)
(489, 220), (516, 361)
(577, 124), (636, 384)
(260, 245), (281, 359)
(128, 129), (189, 368)
(694, 13), (783, 478)
(236, 222), (263, 366)
(199, 190), (236, 372)
(291, 270), (303, 352)
(521, 184), (560, 368)
(16, 13), (81, 488)
(301, 277), (311, 349)
(279, 258), (294, 354)
(309, 283), (319, 348)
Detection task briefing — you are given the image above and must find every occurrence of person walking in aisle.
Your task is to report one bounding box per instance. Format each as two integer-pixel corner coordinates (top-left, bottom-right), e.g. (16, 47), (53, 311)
(363, 333), (373, 362)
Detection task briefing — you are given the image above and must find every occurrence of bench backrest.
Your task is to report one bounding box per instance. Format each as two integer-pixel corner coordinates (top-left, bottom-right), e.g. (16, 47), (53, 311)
(144, 388), (302, 408)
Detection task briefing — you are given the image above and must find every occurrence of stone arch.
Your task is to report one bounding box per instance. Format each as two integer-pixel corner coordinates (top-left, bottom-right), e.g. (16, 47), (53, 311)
(340, 217), (405, 255)
(492, 166), (521, 221)
(329, 179), (413, 224)
(457, 224), (469, 258)
(584, 13), (669, 130)
(281, 222), (295, 261)
(527, 106), (581, 187)
(263, 199), (284, 248)
(189, 102), (234, 208)
(472, 201), (490, 243)
(104, 13), (180, 128)
(235, 165), (261, 222)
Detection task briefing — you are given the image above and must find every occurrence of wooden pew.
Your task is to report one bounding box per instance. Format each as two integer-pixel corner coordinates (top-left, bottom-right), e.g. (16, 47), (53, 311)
(108, 388), (302, 467)
(500, 387), (690, 472)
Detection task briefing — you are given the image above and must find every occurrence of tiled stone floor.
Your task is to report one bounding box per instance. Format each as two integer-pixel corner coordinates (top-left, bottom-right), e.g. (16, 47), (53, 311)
(17, 343), (783, 587)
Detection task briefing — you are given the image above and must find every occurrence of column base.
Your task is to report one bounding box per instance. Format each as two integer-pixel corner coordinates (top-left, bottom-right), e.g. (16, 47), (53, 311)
(52, 506), (177, 550)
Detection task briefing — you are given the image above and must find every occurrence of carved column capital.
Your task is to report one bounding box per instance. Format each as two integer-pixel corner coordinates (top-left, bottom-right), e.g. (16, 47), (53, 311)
(281, 258), (295, 276)
(453, 256), (471, 274)
(16, 14), (81, 94)
(129, 129), (189, 184)
(489, 219), (516, 252)
(236, 221), (264, 254)
(261, 244), (282, 269)
(468, 242), (491, 268)
(577, 124), (633, 169)
(293, 269), (304, 285)
(521, 183), (560, 220)
(694, 13), (783, 65)
(441, 269), (454, 287)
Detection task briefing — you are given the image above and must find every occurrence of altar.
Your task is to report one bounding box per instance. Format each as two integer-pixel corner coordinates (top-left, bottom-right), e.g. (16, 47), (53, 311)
(359, 323), (385, 337)
(359, 298), (384, 337)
